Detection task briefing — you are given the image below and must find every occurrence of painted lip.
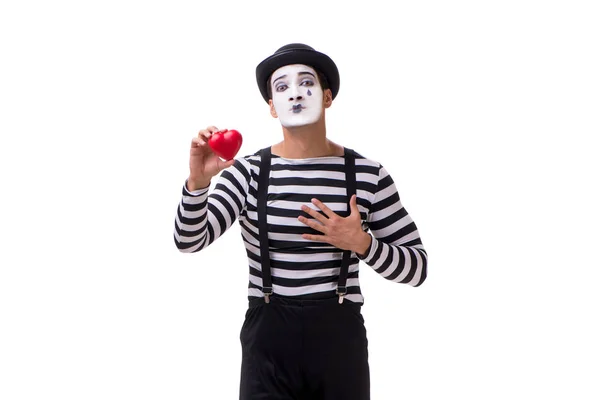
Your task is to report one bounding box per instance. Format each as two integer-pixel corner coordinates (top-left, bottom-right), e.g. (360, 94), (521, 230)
(291, 104), (305, 113)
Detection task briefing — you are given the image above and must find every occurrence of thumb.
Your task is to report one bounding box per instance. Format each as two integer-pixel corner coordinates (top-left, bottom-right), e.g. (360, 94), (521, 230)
(349, 194), (359, 215)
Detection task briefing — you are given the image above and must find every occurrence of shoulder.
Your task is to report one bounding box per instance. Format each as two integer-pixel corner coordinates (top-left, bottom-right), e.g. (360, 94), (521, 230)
(228, 148), (267, 180)
(347, 148), (383, 177)
(351, 151), (402, 194)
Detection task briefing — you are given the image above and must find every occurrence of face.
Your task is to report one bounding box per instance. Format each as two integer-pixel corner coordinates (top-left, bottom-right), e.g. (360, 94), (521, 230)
(269, 64), (325, 128)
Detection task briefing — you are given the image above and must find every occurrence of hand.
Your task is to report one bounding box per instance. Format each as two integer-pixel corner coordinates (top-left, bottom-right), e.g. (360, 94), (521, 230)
(298, 195), (372, 255)
(188, 126), (235, 191)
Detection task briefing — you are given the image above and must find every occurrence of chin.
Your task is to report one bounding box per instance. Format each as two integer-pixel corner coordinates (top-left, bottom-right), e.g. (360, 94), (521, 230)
(281, 118), (320, 129)
(282, 123), (317, 130)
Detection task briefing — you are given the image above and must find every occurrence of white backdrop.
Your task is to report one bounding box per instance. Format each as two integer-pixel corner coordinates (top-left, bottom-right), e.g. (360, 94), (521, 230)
(1, 0), (599, 399)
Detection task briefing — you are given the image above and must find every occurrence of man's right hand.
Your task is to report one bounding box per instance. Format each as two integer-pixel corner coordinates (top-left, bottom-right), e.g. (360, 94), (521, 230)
(187, 126), (236, 191)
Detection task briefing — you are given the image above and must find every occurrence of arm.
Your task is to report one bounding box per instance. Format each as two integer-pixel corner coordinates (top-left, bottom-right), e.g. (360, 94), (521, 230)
(173, 158), (250, 253)
(358, 165), (428, 287)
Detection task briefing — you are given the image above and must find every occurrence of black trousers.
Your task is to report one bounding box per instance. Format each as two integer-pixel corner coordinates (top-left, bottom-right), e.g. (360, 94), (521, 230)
(239, 296), (370, 400)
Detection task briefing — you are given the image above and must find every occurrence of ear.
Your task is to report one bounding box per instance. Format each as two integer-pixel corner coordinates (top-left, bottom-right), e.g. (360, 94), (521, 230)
(268, 99), (278, 118)
(323, 89), (333, 108)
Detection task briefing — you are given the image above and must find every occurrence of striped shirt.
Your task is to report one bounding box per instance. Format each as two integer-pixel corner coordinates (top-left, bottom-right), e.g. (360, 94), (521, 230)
(173, 148), (427, 304)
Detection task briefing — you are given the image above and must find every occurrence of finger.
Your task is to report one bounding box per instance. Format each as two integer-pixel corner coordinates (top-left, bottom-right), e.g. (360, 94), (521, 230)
(191, 137), (207, 148)
(311, 198), (336, 218)
(302, 233), (330, 243)
(198, 130), (212, 141)
(301, 204), (328, 224)
(206, 126), (220, 134)
(297, 216), (327, 233)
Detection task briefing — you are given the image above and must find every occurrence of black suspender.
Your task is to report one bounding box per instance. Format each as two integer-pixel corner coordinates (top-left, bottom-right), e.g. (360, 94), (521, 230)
(337, 147), (356, 303)
(257, 147), (273, 303)
(257, 147), (357, 304)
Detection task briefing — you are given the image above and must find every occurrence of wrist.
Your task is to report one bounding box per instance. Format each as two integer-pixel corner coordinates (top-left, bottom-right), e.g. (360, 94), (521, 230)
(356, 233), (372, 257)
(187, 177), (211, 192)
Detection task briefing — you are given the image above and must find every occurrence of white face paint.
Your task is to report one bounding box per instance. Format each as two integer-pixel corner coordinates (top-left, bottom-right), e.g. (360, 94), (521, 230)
(270, 64), (324, 128)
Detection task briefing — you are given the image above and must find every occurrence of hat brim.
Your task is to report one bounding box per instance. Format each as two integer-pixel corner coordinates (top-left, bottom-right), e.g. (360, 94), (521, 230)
(256, 48), (340, 103)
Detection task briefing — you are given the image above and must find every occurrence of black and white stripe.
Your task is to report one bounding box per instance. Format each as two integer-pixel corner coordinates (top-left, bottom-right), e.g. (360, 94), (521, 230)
(174, 149), (427, 303)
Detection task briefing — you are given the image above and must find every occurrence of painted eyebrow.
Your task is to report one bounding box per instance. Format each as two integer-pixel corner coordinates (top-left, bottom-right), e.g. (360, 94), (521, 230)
(273, 74), (287, 84)
(272, 71), (316, 85)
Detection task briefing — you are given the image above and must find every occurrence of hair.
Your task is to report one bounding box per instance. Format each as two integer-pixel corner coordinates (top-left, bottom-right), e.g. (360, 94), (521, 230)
(266, 68), (330, 100)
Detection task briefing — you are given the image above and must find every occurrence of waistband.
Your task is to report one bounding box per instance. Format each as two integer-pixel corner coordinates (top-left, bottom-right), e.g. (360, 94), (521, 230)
(248, 294), (362, 309)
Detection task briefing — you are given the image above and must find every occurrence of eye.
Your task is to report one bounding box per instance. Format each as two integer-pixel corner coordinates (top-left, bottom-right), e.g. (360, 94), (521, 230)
(275, 84), (288, 92)
(300, 80), (314, 86)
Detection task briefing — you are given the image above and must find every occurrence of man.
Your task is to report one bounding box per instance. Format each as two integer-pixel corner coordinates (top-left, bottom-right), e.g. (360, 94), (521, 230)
(174, 43), (427, 399)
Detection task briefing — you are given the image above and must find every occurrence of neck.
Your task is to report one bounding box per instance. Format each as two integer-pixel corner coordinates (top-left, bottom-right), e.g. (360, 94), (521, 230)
(273, 118), (343, 159)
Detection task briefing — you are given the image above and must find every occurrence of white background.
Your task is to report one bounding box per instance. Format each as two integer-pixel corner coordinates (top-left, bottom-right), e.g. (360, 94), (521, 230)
(1, 0), (599, 399)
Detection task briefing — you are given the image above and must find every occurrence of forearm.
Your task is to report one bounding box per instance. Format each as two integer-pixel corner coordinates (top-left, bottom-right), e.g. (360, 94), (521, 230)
(174, 159), (250, 254)
(359, 237), (427, 287)
(363, 165), (428, 286)
(173, 182), (211, 253)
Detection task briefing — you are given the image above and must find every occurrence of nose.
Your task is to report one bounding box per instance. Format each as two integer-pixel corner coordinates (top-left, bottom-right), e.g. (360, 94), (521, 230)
(288, 84), (303, 101)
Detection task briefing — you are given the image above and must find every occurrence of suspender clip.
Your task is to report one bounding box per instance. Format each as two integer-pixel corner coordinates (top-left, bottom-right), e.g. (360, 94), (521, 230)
(336, 286), (347, 304)
(262, 287), (273, 304)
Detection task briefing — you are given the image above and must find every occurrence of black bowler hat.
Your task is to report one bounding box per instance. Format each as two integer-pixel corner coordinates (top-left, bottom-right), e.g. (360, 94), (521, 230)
(255, 43), (340, 103)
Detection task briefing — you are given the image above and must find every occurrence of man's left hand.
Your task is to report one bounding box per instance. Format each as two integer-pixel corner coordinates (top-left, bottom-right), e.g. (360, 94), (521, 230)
(298, 195), (371, 256)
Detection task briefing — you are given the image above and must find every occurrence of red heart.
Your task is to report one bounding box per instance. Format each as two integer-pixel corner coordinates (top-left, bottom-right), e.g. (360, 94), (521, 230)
(208, 129), (243, 161)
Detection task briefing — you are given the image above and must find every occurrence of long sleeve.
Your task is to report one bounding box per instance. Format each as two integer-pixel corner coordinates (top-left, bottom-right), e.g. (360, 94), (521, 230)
(359, 165), (428, 287)
(173, 159), (251, 253)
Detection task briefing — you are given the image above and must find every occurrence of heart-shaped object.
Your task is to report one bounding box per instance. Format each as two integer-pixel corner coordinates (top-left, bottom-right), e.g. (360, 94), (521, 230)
(208, 129), (243, 161)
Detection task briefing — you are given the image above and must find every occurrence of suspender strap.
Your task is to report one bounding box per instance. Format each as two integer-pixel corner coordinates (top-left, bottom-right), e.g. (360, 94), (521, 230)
(257, 147), (273, 303)
(336, 148), (357, 304)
